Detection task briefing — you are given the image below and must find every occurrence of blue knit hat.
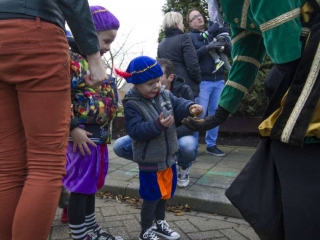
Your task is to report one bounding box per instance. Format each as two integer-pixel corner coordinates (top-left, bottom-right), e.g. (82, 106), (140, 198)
(115, 56), (163, 85)
(90, 5), (120, 32)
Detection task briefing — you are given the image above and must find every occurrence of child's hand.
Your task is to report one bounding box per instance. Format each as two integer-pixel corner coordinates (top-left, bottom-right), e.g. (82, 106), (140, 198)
(189, 104), (203, 119)
(70, 127), (97, 156)
(159, 112), (174, 128)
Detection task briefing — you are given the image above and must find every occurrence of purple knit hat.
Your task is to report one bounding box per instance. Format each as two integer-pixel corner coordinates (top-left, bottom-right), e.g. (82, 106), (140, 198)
(90, 5), (120, 32)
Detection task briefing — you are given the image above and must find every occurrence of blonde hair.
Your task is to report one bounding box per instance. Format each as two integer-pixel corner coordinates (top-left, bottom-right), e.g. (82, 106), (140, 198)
(162, 12), (183, 31)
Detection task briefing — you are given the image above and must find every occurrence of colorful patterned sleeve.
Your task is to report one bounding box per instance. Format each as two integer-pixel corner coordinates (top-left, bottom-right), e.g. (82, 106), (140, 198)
(69, 51), (89, 89)
(68, 50), (117, 144)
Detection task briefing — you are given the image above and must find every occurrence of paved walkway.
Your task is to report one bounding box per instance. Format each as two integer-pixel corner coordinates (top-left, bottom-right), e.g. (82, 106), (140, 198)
(103, 142), (256, 218)
(50, 141), (259, 239)
(50, 198), (259, 240)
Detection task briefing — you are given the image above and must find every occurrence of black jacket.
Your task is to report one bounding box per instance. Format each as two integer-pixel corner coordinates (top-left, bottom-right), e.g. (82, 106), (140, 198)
(188, 29), (231, 81)
(0, 0), (99, 55)
(170, 75), (195, 138)
(171, 75), (194, 101)
(158, 28), (201, 97)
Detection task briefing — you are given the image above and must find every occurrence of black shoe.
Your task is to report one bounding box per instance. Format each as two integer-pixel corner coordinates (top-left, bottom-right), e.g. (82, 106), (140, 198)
(206, 146), (225, 157)
(86, 224), (123, 240)
(153, 220), (180, 240)
(139, 227), (159, 240)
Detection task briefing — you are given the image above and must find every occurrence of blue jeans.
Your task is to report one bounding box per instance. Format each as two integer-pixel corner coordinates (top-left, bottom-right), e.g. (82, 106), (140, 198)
(113, 135), (133, 161)
(113, 135), (197, 169)
(194, 80), (225, 147)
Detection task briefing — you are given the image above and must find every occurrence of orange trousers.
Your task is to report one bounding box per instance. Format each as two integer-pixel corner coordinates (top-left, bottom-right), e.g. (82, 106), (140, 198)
(0, 18), (70, 240)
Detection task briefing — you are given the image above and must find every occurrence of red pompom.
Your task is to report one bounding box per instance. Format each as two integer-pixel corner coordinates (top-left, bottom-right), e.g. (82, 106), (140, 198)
(114, 68), (131, 79)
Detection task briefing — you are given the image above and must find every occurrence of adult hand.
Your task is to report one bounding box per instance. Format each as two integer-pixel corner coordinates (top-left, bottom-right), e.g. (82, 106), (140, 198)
(159, 112), (174, 128)
(70, 127), (97, 156)
(182, 106), (230, 132)
(86, 52), (108, 88)
(206, 40), (226, 52)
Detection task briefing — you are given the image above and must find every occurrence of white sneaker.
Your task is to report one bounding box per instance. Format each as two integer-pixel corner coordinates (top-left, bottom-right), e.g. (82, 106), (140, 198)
(177, 167), (190, 188)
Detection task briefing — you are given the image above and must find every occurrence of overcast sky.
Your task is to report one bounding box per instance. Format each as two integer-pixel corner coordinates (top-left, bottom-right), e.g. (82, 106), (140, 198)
(88, 0), (166, 62)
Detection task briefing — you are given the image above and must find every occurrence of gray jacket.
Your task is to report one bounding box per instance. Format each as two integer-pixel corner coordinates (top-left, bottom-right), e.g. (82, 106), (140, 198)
(123, 87), (194, 172)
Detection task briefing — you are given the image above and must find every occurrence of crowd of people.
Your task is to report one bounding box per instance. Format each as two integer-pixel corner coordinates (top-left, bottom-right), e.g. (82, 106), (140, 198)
(0, 0), (319, 240)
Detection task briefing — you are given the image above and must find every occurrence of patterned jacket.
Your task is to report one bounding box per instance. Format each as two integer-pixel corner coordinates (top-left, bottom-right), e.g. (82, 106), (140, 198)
(69, 50), (117, 144)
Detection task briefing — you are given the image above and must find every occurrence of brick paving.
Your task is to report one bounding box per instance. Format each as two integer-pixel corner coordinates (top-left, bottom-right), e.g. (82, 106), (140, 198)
(49, 197), (259, 240)
(102, 142), (256, 217)
(49, 141), (260, 239)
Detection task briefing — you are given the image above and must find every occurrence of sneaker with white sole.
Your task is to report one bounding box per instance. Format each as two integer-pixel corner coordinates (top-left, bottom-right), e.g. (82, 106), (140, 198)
(206, 146), (225, 157)
(212, 60), (224, 73)
(86, 224), (123, 240)
(139, 227), (159, 240)
(153, 220), (180, 240)
(85, 230), (100, 240)
(177, 167), (190, 188)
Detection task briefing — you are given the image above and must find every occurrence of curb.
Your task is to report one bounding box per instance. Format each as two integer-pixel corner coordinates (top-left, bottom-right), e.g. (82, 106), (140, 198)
(100, 179), (242, 219)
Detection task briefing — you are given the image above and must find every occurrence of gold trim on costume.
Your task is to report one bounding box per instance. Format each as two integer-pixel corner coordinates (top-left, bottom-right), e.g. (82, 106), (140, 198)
(240, 0), (250, 29)
(226, 80), (248, 94)
(234, 55), (261, 69)
(231, 30), (260, 45)
(301, 27), (311, 37)
(231, 31), (250, 45)
(280, 42), (320, 143)
(91, 9), (108, 15)
(130, 62), (158, 76)
(260, 8), (300, 32)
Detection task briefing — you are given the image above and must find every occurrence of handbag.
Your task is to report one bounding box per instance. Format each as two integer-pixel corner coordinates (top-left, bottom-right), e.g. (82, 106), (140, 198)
(225, 138), (285, 240)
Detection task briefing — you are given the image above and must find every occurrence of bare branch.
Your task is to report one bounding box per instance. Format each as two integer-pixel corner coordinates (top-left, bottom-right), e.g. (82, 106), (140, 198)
(101, 27), (147, 90)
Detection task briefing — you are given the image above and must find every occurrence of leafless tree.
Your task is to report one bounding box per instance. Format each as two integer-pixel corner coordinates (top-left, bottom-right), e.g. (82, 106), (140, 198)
(102, 28), (146, 91)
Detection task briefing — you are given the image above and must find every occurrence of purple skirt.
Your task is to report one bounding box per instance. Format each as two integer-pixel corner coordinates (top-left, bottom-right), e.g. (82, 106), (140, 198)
(63, 143), (109, 194)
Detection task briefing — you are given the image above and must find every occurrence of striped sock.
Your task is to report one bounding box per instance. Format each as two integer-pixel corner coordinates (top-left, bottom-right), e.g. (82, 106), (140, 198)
(69, 222), (87, 240)
(85, 212), (97, 230)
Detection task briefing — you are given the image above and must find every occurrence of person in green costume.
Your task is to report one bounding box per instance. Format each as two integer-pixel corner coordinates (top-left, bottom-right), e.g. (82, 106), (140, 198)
(183, 1), (320, 239)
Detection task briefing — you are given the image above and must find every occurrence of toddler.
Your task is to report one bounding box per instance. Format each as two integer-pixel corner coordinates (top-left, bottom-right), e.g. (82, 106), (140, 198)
(115, 56), (203, 240)
(63, 6), (122, 240)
